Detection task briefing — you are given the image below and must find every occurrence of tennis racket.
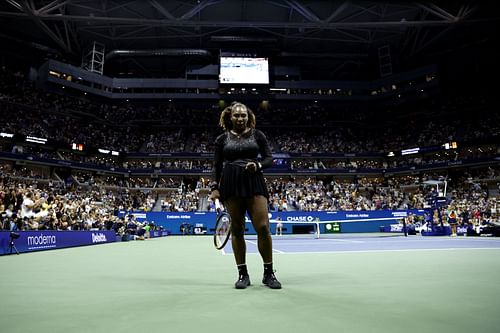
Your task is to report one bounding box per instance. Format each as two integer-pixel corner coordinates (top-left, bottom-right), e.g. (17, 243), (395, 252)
(213, 199), (231, 250)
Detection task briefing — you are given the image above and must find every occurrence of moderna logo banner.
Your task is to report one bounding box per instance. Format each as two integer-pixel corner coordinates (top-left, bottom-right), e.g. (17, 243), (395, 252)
(0, 231), (116, 255)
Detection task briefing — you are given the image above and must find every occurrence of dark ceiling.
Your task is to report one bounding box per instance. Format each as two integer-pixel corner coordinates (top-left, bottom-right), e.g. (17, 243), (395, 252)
(0, 1), (498, 81)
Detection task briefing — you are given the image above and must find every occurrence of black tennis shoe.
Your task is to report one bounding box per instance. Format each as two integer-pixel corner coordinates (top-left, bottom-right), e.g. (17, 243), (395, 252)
(262, 272), (282, 289)
(235, 274), (251, 289)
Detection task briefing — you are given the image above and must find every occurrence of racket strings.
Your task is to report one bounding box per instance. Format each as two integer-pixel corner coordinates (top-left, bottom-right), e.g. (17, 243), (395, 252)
(214, 213), (231, 249)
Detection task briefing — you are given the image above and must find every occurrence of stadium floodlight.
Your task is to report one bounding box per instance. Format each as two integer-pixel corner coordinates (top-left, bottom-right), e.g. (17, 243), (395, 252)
(401, 147), (420, 155)
(26, 136), (47, 144)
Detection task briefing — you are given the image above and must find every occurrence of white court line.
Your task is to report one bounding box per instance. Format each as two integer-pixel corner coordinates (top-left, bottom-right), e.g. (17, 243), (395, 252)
(317, 238), (365, 243)
(246, 239), (285, 254)
(368, 238), (500, 243)
(312, 237), (500, 242)
(271, 247), (500, 255)
(221, 247), (500, 255)
(222, 247), (500, 255)
(441, 237), (500, 242)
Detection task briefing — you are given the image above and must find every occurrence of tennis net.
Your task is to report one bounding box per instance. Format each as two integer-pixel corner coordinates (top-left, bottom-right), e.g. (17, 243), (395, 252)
(243, 216), (408, 239)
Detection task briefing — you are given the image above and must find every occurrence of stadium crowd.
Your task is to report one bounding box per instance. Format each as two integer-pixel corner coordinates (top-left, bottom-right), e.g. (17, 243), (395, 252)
(1, 67), (498, 157)
(1, 162), (497, 231)
(0, 66), (498, 234)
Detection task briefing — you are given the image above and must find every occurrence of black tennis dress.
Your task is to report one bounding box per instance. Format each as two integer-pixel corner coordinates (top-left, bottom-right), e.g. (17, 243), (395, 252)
(213, 128), (273, 201)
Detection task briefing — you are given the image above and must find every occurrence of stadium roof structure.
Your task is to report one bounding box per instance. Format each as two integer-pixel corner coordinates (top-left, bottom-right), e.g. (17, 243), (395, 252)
(0, 1), (498, 81)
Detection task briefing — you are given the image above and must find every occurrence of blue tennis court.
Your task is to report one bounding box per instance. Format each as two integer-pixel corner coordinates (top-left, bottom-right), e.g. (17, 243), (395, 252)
(223, 235), (500, 254)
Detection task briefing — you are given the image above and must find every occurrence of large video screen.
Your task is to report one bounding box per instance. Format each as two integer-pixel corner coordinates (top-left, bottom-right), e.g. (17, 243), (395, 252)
(219, 56), (269, 84)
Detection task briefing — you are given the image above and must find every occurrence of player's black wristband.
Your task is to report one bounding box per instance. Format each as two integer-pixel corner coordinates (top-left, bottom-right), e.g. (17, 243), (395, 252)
(210, 182), (219, 191)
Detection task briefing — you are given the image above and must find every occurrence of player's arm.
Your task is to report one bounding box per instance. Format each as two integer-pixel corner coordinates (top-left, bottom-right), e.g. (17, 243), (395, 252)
(210, 134), (224, 200)
(255, 129), (273, 169)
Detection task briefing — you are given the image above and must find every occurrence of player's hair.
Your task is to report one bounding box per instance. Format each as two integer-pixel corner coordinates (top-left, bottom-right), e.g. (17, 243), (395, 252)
(219, 101), (256, 131)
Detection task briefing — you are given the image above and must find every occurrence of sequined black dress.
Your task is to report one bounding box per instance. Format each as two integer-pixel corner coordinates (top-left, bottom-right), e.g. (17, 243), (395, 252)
(213, 129), (273, 201)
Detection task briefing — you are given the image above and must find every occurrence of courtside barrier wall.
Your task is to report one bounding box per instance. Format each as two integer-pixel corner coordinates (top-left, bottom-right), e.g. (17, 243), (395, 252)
(119, 210), (425, 235)
(0, 211), (427, 254)
(0, 230), (116, 255)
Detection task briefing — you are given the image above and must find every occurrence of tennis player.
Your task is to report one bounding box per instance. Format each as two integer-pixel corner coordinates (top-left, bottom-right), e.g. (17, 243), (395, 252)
(210, 101), (282, 289)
